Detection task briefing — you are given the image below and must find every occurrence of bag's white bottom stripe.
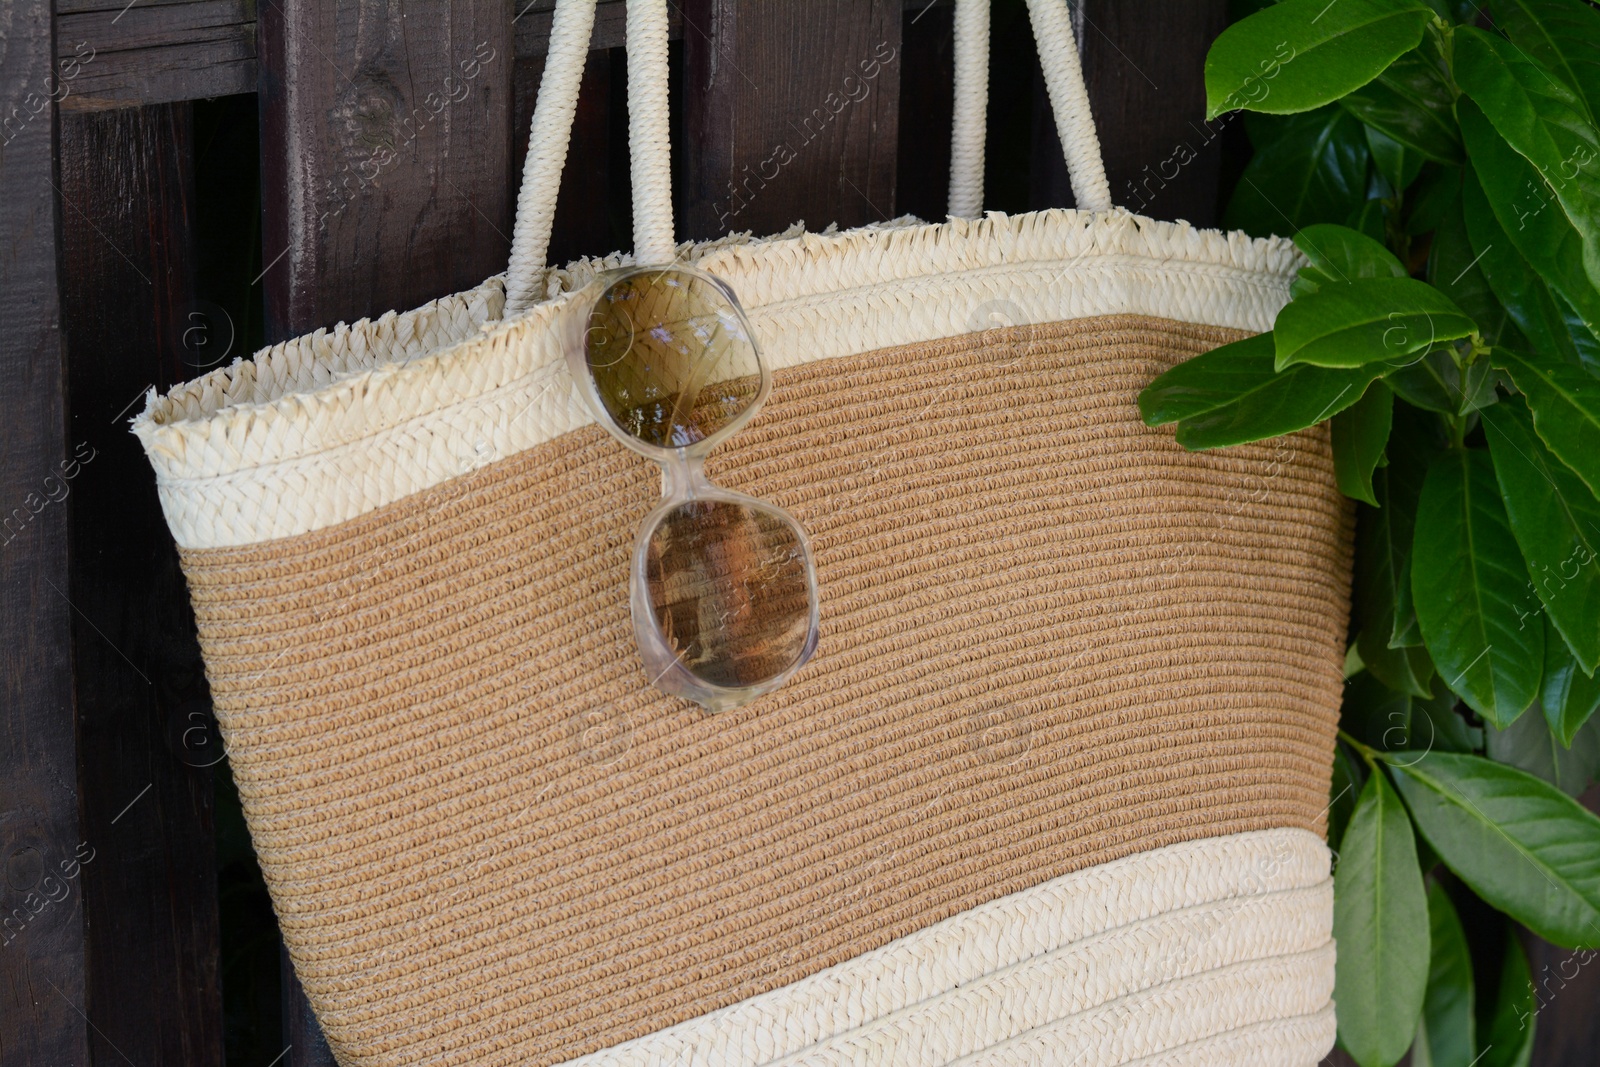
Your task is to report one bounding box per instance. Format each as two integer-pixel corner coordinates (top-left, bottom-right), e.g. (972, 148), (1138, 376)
(558, 828), (1335, 1067)
(1122, 1011), (1336, 1067)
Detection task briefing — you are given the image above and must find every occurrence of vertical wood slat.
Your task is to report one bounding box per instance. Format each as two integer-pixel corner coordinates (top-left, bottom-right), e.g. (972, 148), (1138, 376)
(895, 2), (955, 222)
(0, 1), (91, 1063)
(255, 0), (513, 1058)
(1031, 0), (1228, 225)
(681, 0), (902, 241)
(282, 946), (338, 1067)
(57, 102), (227, 1066)
(256, 0), (514, 342)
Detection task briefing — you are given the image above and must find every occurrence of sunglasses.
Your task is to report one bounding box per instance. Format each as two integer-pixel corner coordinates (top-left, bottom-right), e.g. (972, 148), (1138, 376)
(564, 265), (820, 711)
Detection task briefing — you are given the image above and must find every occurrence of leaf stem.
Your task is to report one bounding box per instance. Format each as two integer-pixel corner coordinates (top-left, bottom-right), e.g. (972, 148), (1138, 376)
(1338, 728), (1381, 768)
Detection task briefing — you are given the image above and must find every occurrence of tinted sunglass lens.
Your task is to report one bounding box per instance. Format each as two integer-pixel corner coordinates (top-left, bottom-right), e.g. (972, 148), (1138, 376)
(586, 270), (763, 449)
(644, 500), (814, 690)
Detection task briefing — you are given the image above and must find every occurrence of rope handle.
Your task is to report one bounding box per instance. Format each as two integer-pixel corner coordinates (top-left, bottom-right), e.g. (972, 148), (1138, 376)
(948, 0), (1112, 218)
(504, 0), (675, 316)
(504, 0), (1113, 314)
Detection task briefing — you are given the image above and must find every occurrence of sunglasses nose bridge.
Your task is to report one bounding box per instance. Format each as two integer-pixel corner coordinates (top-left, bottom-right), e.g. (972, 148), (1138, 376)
(657, 451), (714, 503)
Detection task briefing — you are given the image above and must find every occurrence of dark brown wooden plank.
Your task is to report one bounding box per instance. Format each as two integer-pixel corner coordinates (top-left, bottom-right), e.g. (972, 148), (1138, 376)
(54, 2), (1031, 114)
(56, 1), (256, 112)
(55, 1), (256, 111)
(894, 0), (953, 221)
(56, 100), (227, 1066)
(0, 0), (92, 1064)
(256, 0), (513, 339)
(1031, 0), (1228, 226)
(50, 0), (667, 120)
(58, 0), (251, 53)
(681, 0), (903, 240)
(282, 943), (337, 1067)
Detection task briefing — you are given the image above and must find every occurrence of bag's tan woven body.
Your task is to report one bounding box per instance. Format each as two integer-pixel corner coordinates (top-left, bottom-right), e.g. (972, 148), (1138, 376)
(137, 3), (1347, 1064)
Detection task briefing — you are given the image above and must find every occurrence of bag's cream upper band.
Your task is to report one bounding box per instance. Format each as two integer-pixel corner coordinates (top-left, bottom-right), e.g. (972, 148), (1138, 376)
(134, 209), (1303, 550)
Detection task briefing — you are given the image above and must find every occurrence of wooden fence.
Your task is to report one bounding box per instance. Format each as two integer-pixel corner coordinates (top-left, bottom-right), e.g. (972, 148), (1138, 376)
(2, 1), (1595, 1064)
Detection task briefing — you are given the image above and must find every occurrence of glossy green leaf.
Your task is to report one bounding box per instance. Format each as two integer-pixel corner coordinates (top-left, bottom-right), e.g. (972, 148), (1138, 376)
(1342, 38), (1464, 164)
(1384, 750), (1600, 947)
(1342, 669), (1416, 752)
(1461, 162), (1600, 372)
(1421, 0), (1481, 23)
(1416, 882), (1475, 1067)
(1334, 381), (1394, 505)
(1361, 628), (1438, 697)
(1295, 222), (1408, 289)
(1457, 98), (1600, 334)
(1482, 397), (1600, 671)
(1330, 740), (1369, 853)
(1455, 27), (1600, 293)
(1367, 124), (1427, 193)
(1354, 405), (1444, 652)
(1347, 197), (1391, 243)
(1412, 684), (1482, 754)
(1334, 770), (1430, 1067)
(1479, 930), (1538, 1067)
(1205, 0), (1434, 119)
(1225, 106), (1372, 237)
(1491, 0), (1600, 124)
(1492, 347), (1600, 500)
(1386, 350), (1499, 415)
(1385, 357), (1459, 415)
(1407, 162), (1463, 236)
(1412, 449), (1543, 726)
(1275, 277), (1476, 370)
(1550, 288), (1600, 375)
(1429, 174), (1517, 347)
(1487, 672), (1600, 796)
(1356, 491), (1422, 655)
(1542, 627), (1600, 748)
(1139, 332), (1380, 449)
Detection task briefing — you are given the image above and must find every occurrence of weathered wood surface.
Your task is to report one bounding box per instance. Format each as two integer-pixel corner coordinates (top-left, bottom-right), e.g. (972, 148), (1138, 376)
(256, 0), (513, 337)
(681, 0), (903, 240)
(1031, 0), (1228, 226)
(52, 0), (680, 114)
(282, 943), (339, 1067)
(0, 0), (91, 1062)
(894, 0), (955, 221)
(57, 101), (227, 1064)
(56, 0), (258, 113)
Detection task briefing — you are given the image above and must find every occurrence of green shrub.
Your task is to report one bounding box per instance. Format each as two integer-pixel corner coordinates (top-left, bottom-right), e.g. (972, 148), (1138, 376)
(1140, 2), (1600, 1064)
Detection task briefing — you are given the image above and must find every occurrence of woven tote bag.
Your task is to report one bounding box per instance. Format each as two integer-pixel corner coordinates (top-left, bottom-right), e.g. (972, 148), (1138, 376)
(134, 0), (1350, 1064)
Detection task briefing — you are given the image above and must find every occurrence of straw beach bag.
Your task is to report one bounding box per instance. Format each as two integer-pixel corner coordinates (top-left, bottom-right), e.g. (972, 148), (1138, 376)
(134, 0), (1349, 1063)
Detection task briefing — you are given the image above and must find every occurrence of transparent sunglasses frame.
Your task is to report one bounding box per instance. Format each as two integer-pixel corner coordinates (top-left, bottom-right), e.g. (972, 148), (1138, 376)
(562, 264), (821, 712)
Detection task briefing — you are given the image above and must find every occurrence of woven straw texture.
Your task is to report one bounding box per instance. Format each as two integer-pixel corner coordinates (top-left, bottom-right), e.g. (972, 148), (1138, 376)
(178, 315), (1351, 1066)
(133, 210), (1303, 549)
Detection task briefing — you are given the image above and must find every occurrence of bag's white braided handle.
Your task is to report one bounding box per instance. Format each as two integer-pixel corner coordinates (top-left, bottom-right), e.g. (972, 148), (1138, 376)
(948, 0), (1113, 218)
(505, 0), (676, 315)
(507, 0), (1112, 312)
(505, 0), (599, 315)
(626, 0), (676, 268)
